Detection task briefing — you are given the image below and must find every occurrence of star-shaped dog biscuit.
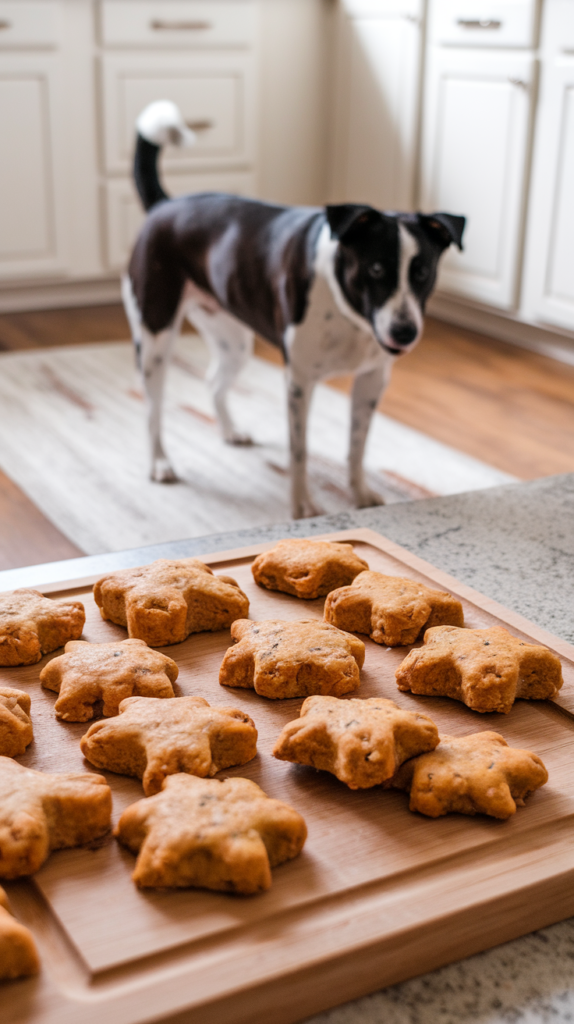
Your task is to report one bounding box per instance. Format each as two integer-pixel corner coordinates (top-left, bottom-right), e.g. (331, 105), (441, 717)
(388, 731), (548, 818)
(40, 639), (179, 722)
(219, 619), (365, 698)
(115, 774), (307, 893)
(93, 558), (249, 647)
(251, 539), (369, 599)
(0, 687), (33, 757)
(324, 572), (464, 646)
(0, 886), (40, 981)
(395, 625), (563, 713)
(81, 695), (258, 794)
(273, 696), (439, 788)
(0, 756), (112, 879)
(0, 588), (85, 666)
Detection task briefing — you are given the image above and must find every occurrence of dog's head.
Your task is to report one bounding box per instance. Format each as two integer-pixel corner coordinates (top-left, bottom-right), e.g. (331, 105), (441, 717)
(326, 205), (465, 356)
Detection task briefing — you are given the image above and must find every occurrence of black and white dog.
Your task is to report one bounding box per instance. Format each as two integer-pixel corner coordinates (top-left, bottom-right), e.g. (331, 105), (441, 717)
(123, 101), (465, 519)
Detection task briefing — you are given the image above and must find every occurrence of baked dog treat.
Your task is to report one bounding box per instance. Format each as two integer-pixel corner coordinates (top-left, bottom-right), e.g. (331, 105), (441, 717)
(40, 638), (179, 722)
(395, 625), (563, 714)
(0, 886), (40, 981)
(388, 731), (548, 819)
(93, 558), (249, 647)
(0, 687), (33, 757)
(0, 756), (111, 879)
(219, 619), (365, 699)
(0, 589), (85, 667)
(324, 572), (464, 646)
(251, 539), (369, 599)
(115, 774), (307, 893)
(273, 695), (439, 788)
(81, 695), (258, 795)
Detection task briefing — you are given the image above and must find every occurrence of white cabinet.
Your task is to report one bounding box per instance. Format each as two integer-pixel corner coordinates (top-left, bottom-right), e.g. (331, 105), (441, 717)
(521, 0), (574, 331)
(329, 0), (423, 211)
(420, 46), (535, 309)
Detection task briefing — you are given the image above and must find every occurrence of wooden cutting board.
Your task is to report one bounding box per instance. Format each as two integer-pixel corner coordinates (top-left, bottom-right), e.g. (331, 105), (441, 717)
(3, 527), (574, 1024)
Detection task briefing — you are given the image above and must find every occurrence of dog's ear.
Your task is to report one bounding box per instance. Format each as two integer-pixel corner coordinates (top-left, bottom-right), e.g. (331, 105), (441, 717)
(326, 204), (381, 241)
(418, 213), (466, 251)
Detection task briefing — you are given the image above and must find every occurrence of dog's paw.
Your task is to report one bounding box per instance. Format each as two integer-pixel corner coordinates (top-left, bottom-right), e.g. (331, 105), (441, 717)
(224, 430), (253, 447)
(353, 487), (386, 509)
(151, 459), (179, 483)
(292, 497), (324, 520)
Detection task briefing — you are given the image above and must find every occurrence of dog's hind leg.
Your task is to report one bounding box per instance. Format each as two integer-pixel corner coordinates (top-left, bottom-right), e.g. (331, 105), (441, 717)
(140, 322), (179, 482)
(349, 363), (391, 508)
(187, 306), (254, 445)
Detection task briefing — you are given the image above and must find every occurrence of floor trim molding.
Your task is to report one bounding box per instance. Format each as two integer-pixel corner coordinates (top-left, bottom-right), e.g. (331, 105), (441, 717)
(0, 278), (122, 313)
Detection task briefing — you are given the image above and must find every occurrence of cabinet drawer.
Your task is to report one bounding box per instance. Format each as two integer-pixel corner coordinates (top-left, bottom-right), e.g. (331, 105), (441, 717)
(431, 0), (538, 48)
(341, 0), (421, 18)
(100, 1), (257, 48)
(101, 51), (257, 174)
(104, 171), (256, 270)
(0, 2), (60, 48)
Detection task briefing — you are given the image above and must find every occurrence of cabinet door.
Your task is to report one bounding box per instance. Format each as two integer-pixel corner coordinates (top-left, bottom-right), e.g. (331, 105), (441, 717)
(420, 47), (535, 309)
(0, 52), (68, 279)
(521, 59), (574, 331)
(330, 0), (422, 210)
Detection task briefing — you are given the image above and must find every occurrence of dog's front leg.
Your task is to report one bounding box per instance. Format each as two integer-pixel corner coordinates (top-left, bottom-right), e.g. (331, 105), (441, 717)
(349, 363), (390, 508)
(287, 374), (320, 519)
(140, 325), (178, 482)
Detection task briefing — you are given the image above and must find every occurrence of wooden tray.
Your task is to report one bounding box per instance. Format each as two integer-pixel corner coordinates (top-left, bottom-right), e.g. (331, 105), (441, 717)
(3, 527), (574, 1024)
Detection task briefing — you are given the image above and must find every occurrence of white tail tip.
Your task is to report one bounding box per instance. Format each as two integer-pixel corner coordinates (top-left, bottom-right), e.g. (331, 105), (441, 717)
(136, 100), (196, 148)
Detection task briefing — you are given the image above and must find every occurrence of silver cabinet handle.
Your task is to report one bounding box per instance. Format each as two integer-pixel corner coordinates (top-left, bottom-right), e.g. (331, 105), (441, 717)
(403, 13), (420, 23)
(456, 18), (502, 29)
(508, 77), (528, 89)
(150, 20), (211, 31)
(0, 20), (12, 30)
(186, 119), (214, 131)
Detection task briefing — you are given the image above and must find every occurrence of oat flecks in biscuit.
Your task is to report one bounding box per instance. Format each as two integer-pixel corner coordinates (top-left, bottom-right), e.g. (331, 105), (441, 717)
(93, 558), (249, 647)
(0, 885), (39, 981)
(324, 572), (464, 647)
(81, 695), (258, 795)
(0, 688), (33, 757)
(389, 731), (548, 819)
(0, 756), (111, 879)
(0, 588), (85, 667)
(115, 774), (307, 894)
(273, 696), (439, 788)
(40, 638), (179, 723)
(219, 619), (365, 699)
(251, 539), (369, 599)
(395, 625), (563, 714)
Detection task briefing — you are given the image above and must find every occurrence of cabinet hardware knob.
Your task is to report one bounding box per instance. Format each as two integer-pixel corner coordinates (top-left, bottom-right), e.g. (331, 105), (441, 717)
(0, 20), (12, 29)
(456, 18), (502, 29)
(403, 14), (420, 23)
(185, 119), (214, 131)
(508, 77), (528, 89)
(150, 20), (212, 31)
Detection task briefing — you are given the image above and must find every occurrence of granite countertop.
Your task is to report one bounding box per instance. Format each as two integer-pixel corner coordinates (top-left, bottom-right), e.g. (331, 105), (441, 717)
(2, 472), (574, 1024)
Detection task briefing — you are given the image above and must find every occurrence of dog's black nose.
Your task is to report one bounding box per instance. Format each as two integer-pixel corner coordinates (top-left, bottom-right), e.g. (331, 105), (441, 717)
(389, 322), (418, 346)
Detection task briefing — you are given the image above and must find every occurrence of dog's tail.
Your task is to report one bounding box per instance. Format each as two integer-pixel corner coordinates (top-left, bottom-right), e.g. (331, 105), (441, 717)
(133, 101), (196, 211)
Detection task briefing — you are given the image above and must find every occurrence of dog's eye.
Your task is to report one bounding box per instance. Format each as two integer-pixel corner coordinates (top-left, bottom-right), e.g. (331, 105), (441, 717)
(368, 262), (385, 279)
(412, 264), (429, 283)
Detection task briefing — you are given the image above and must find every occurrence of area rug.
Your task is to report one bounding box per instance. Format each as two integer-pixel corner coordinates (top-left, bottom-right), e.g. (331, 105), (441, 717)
(0, 336), (515, 554)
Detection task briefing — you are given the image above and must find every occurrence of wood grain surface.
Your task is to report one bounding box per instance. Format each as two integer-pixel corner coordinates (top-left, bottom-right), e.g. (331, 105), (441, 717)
(2, 529), (574, 1024)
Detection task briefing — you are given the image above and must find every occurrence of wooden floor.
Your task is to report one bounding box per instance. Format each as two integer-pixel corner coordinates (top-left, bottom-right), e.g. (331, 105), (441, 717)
(0, 303), (573, 571)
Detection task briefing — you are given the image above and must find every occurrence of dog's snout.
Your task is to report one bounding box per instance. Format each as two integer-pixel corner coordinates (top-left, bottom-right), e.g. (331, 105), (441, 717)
(389, 322), (418, 347)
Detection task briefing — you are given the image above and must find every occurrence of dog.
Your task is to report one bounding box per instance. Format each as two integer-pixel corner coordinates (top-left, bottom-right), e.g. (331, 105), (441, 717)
(123, 101), (465, 519)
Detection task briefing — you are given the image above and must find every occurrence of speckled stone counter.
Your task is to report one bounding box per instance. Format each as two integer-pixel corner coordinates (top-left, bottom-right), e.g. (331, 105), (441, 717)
(2, 472), (573, 1023)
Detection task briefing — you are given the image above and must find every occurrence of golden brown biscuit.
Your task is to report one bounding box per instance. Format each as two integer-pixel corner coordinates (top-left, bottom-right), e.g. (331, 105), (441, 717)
(219, 619), (365, 699)
(81, 695), (258, 795)
(251, 539), (369, 599)
(40, 638), (179, 722)
(0, 886), (40, 981)
(388, 732), (548, 818)
(395, 625), (563, 714)
(0, 687), (33, 757)
(0, 756), (111, 879)
(0, 589), (85, 667)
(115, 774), (307, 893)
(273, 695), (439, 788)
(93, 558), (249, 647)
(324, 572), (464, 646)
